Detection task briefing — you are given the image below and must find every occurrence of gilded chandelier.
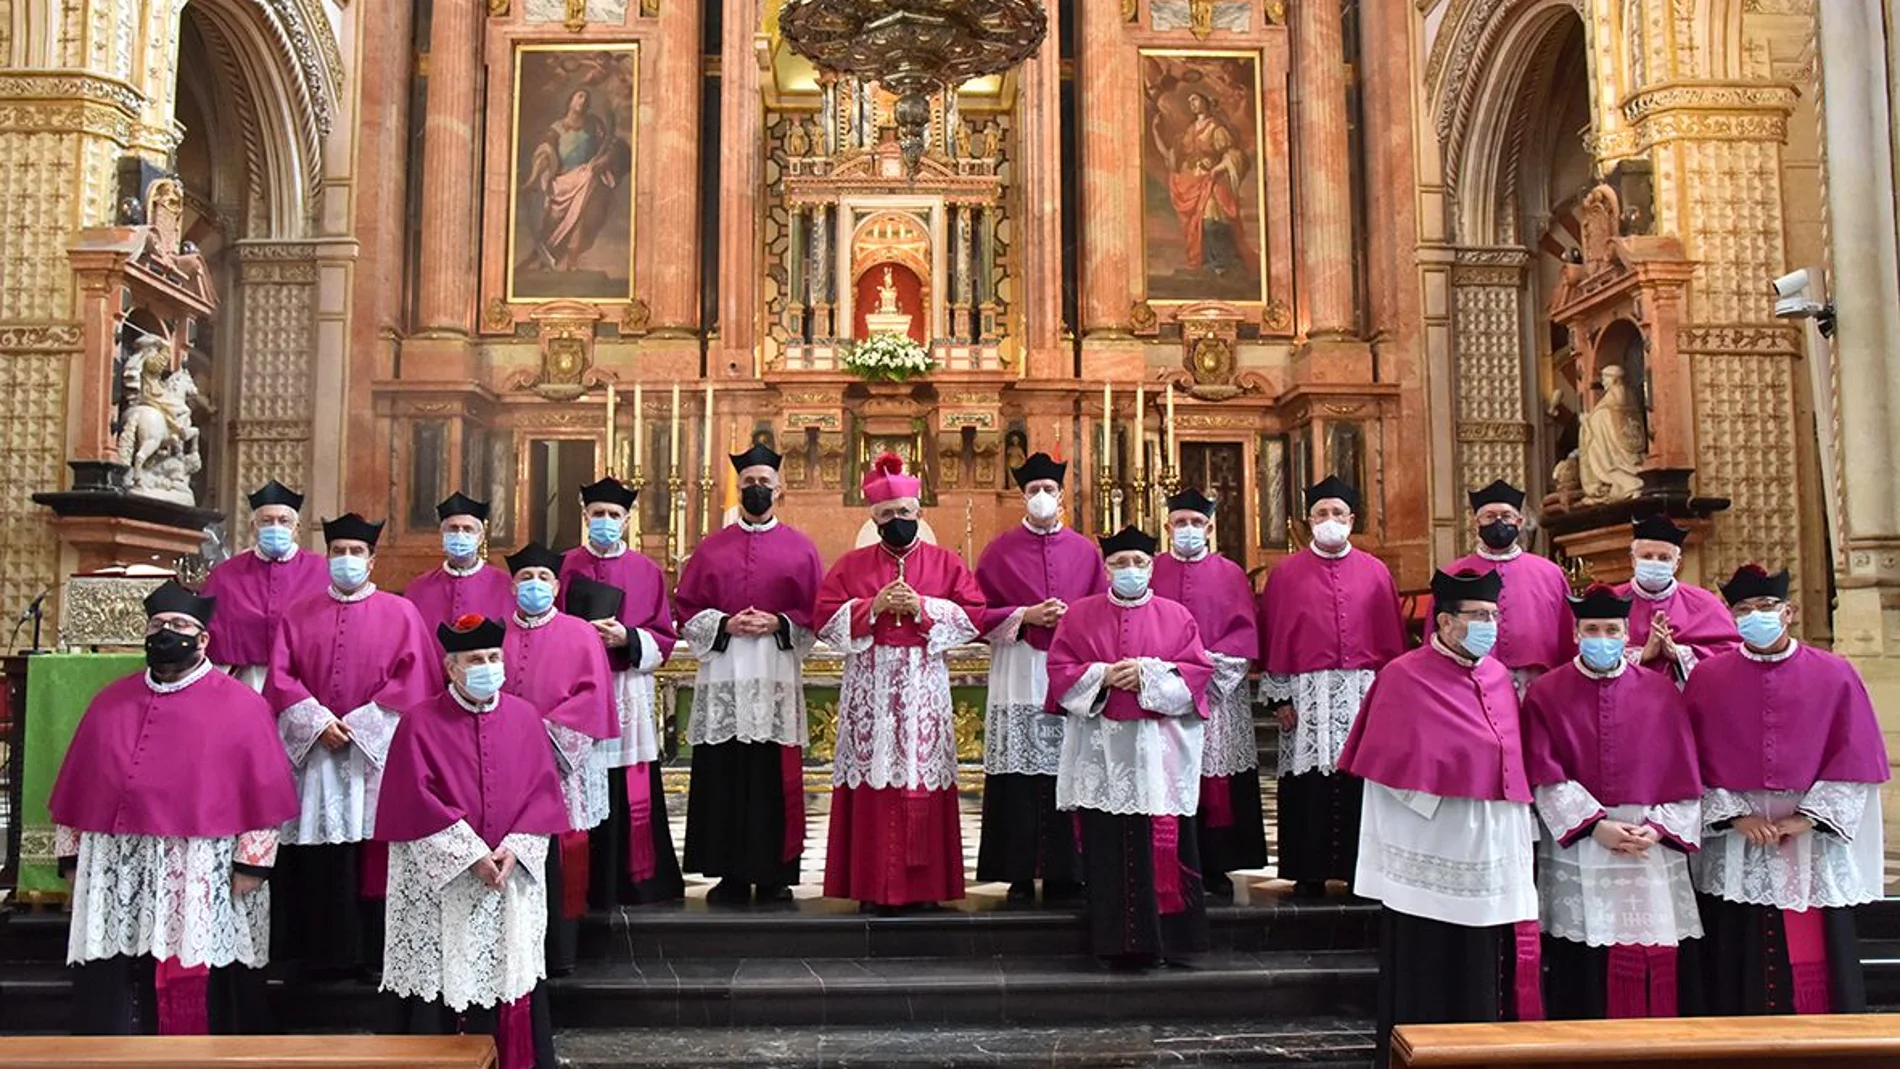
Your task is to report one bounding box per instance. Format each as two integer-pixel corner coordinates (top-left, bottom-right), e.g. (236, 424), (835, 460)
(778, 0), (1049, 170)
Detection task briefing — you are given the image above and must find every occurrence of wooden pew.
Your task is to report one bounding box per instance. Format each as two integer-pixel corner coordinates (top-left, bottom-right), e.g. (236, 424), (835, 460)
(1393, 1016), (1900, 1068)
(0, 1035), (497, 1068)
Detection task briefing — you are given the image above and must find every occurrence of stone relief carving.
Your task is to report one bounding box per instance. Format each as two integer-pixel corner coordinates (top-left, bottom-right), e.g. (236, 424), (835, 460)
(117, 336), (203, 506)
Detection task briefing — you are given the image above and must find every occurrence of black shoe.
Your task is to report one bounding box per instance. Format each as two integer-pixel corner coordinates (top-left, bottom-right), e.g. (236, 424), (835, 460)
(1204, 873), (1235, 901)
(1042, 880), (1087, 908)
(1103, 953), (1157, 973)
(755, 884), (795, 906)
(1005, 881), (1036, 906)
(1292, 880), (1328, 899)
(707, 879), (751, 907)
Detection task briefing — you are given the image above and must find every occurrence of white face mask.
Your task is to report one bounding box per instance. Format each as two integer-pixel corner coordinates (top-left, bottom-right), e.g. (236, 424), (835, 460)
(1313, 520), (1352, 548)
(1025, 490), (1060, 524)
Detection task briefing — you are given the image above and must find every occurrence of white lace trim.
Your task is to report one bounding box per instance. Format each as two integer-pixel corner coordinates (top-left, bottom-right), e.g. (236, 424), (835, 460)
(1268, 669), (1375, 777)
(279, 702), (395, 845)
(828, 598), (974, 791)
(66, 833), (271, 968)
(329, 582), (378, 604)
(1354, 784), (1538, 927)
(817, 600), (874, 656)
(681, 609), (814, 747)
(1538, 804), (1703, 947)
(983, 643), (1061, 775)
(1477, 546), (1524, 562)
(547, 722), (596, 830)
(1692, 786), (1885, 909)
(1135, 657), (1196, 717)
(514, 609), (556, 630)
(278, 697), (337, 766)
(584, 541), (627, 559)
(1534, 780), (1605, 842)
(1056, 713), (1204, 817)
(1311, 540), (1352, 560)
(1740, 639), (1799, 663)
(381, 826), (548, 1012)
(982, 605), (1027, 646)
(1800, 780), (1871, 842)
(145, 658), (214, 694)
(1200, 653), (1258, 777)
(1646, 799), (1702, 849)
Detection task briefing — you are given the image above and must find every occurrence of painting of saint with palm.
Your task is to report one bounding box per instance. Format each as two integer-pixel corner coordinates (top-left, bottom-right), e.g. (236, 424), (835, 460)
(509, 46), (636, 301)
(1141, 53), (1266, 303)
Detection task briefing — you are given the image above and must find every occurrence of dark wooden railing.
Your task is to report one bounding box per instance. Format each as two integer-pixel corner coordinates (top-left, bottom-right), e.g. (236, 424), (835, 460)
(1393, 1015), (1900, 1067)
(0, 1036), (497, 1068)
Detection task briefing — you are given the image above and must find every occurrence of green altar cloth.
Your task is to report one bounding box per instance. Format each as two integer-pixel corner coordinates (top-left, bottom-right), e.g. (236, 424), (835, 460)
(18, 653), (144, 893)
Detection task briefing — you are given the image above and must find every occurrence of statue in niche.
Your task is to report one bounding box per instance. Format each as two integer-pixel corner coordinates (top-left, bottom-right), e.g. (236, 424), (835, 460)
(955, 122), (973, 159)
(982, 123), (1002, 160)
(805, 117), (827, 157)
(1577, 364), (1647, 503)
(877, 266), (902, 314)
(785, 119), (810, 158)
(117, 335), (203, 506)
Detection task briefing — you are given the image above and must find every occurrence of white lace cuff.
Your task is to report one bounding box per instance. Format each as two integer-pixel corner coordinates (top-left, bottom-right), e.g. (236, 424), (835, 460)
(1389, 788), (1442, 820)
(818, 600), (873, 655)
(921, 597), (980, 656)
(1058, 663), (1109, 718)
(1702, 787), (1754, 830)
(1644, 798), (1702, 850)
(1799, 781), (1873, 842)
(681, 609), (726, 659)
(54, 823), (79, 858)
(278, 698), (339, 766)
(1208, 652), (1251, 706)
(1674, 645), (1698, 680)
(1136, 658), (1196, 717)
(342, 703), (400, 771)
(1260, 672), (1293, 704)
(501, 833), (549, 883)
(1534, 780), (1605, 844)
(786, 621), (818, 659)
(984, 607), (1028, 646)
(546, 721), (593, 777)
(236, 828), (280, 868)
(631, 628), (664, 673)
(411, 820), (494, 892)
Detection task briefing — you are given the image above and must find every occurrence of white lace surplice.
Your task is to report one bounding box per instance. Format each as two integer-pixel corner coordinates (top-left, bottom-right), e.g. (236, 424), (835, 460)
(278, 699), (400, 844)
(1533, 782), (1702, 947)
(982, 609), (1063, 776)
(1054, 659), (1205, 817)
(546, 721), (600, 830)
(820, 596), (977, 791)
(222, 664), (269, 693)
(1354, 782), (1538, 927)
(1262, 668), (1375, 777)
(381, 821), (550, 1012)
(1199, 653), (1257, 778)
(595, 629), (665, 769)
(681, 608), (813, 748)
(63, 826), (277, 968)
(1693, 783), (1885, 910)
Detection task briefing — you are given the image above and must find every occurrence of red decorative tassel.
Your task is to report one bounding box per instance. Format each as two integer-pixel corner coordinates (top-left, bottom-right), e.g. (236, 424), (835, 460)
(1605, 944), (1649, 1019)
(1784, 907), (1833, 1014)
(1646, 945), (1679, 1017)
(1200, 775), (1234, 829)
(495, 994), (535, 1069)
(154, 958), (209, 1035)
(559, 831), (590, 920)
(1151, 817), (1184, 915)
(359, 840), (390, 900)
(625, 763), (656, 882)
(1512, 920), (1545, 1021)
(780, 745), (806, 864)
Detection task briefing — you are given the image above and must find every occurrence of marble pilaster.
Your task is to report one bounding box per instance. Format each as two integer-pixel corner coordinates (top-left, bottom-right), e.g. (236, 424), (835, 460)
(718, 0), (764, 367)
(1293, 0), (1355, 339)
(1017, 2), (1065, 377)
(415, 0), (480, 334)
(647, 0), (703, 331)
(1078, 0), (1134, 339)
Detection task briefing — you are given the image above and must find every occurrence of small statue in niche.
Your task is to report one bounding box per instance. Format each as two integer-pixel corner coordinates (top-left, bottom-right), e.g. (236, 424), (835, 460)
(877, 266), (903, 315)
(785, 119), (810, 158)
(805, 117), (827, 157)
(955, 123), (973, 159)
(117, 335), (203, 506)
(982, 123), (1002, 160)
(1577, 364), (1647, 503)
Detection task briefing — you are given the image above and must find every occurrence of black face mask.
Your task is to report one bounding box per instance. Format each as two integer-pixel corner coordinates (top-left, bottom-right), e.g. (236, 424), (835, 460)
(740, 485), (775, 518)
(145, 629), (200, 670)
(878, 516), (919, 549)
(1478, 521), (1520, 550)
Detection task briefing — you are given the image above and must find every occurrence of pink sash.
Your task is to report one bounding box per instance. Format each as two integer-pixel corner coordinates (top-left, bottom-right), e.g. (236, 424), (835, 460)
(1200, 775), (1234, 828)
(496, 994), (534, 1069)
(1785, 907), (1833, 1014)
(154, 958), (209, 1035)
(1512, 920), (1545, 1021)
(1152, 817), (1185, 915)
(625, 763), (656, 882)
(1606, 944), (1679, 1018)
(559, 831), (590, 919)
(359, 841), (389, 899)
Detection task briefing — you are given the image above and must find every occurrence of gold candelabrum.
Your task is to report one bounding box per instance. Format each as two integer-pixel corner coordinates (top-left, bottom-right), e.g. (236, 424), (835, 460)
(698, 473), (716, 539)
(665, 469), (684, 578)
(1131, 470), (1149, 532)
(1096, 466), (1115, 535)
(628, 465), (646, 543)
(1157, 464), (1181, 551)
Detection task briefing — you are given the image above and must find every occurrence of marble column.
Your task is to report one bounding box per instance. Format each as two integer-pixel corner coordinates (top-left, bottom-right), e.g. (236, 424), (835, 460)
(718, 0), (764, 362)
(810, 203), (833, 338)
(648, 0), (703, 330)
(1294, 0), (1355, 339)
(415, 0), (480, 334)
(1018, 2), (1065, 376)
(1078, 0), (1132, 338)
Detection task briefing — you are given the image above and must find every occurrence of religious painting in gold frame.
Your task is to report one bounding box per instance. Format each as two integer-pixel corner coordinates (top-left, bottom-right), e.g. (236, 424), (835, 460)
(1138, 49), (1270, 305)
(505, 43), (638, 303)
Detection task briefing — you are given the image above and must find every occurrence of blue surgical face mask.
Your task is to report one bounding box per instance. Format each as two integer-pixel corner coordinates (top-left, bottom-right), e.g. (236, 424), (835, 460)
(460, 661), (506, 701)
(257, 524), (295, 558)
(1578, 635), (1626, 672)
(1110, 566), (1151, 600)
(1172, 525), (1207, 556)
(443, 531), (480, 561)
(587, 516), (623, 548)
(329, 554), (370, 589)
(1633, 559), (1677, 591)
(1460, 619), (1499, 659)
(1737, 609), (1786, 649)
(516, 578), (555, 617)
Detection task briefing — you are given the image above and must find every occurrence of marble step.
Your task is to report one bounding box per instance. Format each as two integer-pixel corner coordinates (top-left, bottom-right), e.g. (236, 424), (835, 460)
(552, 1019), (1375, 1067)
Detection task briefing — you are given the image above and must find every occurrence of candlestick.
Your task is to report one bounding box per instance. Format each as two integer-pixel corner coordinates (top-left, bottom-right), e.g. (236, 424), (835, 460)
(702, 382), (715, 477)
(1100, 382), (1111, 468)
(1165, 382), (1176, 462)
(669, 382), (681, 472)
(665, 470), (684, 579)
(1097, 467), (1114, 536)
(633, 383), (644, 470)
(1134, 379), (1145, 472)
(698, 473), (715, 539)
(604, 384), (617, 477)
(629, 465), (646, 543)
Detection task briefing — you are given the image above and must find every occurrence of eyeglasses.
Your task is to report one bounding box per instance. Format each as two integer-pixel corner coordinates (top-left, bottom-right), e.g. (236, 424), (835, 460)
(1452, 610), (1501, 623)
(146, 621), (203, 636)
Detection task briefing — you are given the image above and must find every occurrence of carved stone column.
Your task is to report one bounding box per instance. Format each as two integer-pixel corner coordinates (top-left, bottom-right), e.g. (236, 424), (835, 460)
(718, 0), (765, 363)
(1448, 248), (1531, 499)
(810, 203), (834, 339)
(415, 0), (480, 334)
(1078, 0), (1133, 338)
(1017, 1), (1065, 376)
(648, 0), (703, 330)
(231, 242), (319, 499)
(1294, 0), (1355, 339)
(951, 203), (973, 339)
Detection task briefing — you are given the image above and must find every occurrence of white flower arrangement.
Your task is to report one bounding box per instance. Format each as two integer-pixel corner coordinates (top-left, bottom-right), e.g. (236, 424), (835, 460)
(843, 332), (935, 383)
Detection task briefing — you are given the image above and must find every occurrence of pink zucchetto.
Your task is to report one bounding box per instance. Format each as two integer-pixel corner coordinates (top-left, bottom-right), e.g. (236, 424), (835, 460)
(861, 452), (922, 504)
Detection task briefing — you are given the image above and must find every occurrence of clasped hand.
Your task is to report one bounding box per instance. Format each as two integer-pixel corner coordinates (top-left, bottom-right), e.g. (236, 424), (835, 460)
(1590, 820), (1660, 856)
(1105, 658), (1142, 692)
(1022, 598), (1067, 629)
(727, 608), (782, 638)
(471, 847), (518, 890)
(1640, 611), (1680, 665)
(1733, 813), (1813, 846)
(873, 580), (920, 619)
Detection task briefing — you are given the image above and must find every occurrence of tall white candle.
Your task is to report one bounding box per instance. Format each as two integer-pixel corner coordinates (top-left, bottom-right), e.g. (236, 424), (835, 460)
(605, 385), (617, 475)
(1165, 382), (1176, 462)
(1101, 382), (1112, 469)
(669, 382), (681, 471)
(702, 382), (715, 473)
(1134, 380), (1146, 479)
(633, 383), (644, 469)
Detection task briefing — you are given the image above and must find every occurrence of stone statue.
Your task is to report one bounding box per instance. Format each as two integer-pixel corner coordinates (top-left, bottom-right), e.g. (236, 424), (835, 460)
(982, 123), (1002, 160)
(1577, 364), (1646, 503)
(877, 266), (901, 314)
(955, 122), (973, 159)
(785, 119), (810, 158)
(117, 335), (203, 506)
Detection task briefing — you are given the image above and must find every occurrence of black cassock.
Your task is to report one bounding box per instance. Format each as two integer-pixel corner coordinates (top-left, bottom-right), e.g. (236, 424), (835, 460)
(683, 739), (802, 890)
(1272, 769), (1360, 886)
(1695, 894), (1866, 1015)
(1078, 811), (1209, 964)
(1196, 769), (1269, 892)
(69, 955), (271, 1036)
(976, 772), (1084, 892)
(587, 763), (685, 907)
(1375, 909), (1532, 1068)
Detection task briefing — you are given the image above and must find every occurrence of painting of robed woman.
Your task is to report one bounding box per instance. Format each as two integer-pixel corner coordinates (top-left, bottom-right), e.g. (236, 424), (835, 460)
(1140, 51), (1268, 304)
